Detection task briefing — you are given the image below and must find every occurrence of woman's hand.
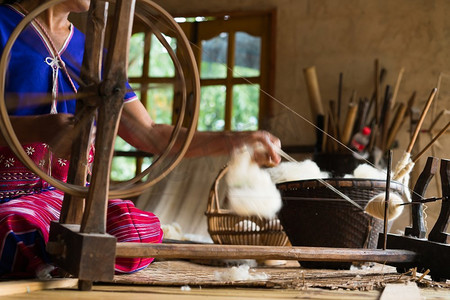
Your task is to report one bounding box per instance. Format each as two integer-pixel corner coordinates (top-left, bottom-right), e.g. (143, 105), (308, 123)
(244, 130), (282, 167)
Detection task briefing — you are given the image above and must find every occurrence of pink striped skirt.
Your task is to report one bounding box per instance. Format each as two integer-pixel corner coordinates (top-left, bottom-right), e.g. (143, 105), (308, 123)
(0, 189), (163, 278)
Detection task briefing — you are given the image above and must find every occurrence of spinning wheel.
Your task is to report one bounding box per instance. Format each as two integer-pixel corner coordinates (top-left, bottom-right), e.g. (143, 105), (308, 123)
(0, 0), (199, 287)
(0, 0), (200, 199)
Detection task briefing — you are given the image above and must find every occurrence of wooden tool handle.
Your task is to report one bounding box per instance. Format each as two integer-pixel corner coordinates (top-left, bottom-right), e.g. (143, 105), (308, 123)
(390, 67), (405, 109)
(341, 103), (358, 145)
(386, 103), (407, 150)
(303, 66), (325, 120)
(406, 88), (437, 153)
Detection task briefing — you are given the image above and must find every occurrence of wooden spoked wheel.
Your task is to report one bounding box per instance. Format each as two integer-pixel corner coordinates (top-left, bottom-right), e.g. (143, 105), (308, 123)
(0, 0), (200, 199)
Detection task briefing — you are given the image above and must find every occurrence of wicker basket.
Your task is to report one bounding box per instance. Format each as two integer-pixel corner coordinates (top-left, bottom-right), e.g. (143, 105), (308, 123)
(205, 165), (289, 246)
(277, 178), (404, 269)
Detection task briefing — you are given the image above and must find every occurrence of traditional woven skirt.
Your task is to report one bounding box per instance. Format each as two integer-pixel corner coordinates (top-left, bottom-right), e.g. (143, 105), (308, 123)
(0, 189), (163, 277)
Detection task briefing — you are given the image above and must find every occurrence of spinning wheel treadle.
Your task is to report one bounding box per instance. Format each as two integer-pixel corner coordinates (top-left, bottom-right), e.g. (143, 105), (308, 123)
(0, 0), (199, 288)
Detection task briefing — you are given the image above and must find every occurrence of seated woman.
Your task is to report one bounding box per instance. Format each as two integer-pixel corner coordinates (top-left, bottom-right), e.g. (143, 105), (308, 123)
(0, 0), (281, 278)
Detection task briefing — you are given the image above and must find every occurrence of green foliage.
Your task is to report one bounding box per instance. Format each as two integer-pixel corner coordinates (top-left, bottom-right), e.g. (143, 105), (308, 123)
(232, 84), (259, 131)
(111, 32), (260, 181)
(198, 85), (226, 131)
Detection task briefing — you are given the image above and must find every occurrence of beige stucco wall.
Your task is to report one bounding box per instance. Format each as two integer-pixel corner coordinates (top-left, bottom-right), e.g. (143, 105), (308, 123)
(144, 0), (449, 235)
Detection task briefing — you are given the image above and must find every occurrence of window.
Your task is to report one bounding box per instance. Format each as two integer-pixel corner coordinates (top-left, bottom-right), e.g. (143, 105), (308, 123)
(111, 11), (275, 181)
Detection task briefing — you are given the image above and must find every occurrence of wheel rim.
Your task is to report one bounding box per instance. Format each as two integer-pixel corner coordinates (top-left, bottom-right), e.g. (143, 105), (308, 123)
(0, 0), (200, 199)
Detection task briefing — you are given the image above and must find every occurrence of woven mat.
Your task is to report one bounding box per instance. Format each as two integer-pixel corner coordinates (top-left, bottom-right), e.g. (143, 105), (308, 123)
(111, 260), (450, 291)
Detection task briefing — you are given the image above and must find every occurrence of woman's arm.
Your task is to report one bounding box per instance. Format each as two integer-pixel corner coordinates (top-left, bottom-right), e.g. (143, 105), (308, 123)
(118, 100), (281, 165)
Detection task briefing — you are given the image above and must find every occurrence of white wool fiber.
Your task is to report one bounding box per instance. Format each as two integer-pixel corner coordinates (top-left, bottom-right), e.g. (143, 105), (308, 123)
(161, 222), (183, 240)
(227, 186), (281, 219)
(162, 223), (213, 243)
(180, 285), (191, 291)
(347, 163), (387, 180)
(393, 152), (411, 180)
(226, 146), (282, 219)
(365, 192), (404, 220)
(214, 265), (269, 281)
(234, 220), (261, 231)
(36, 264), (55, 280)
(266, 160), (329, 184)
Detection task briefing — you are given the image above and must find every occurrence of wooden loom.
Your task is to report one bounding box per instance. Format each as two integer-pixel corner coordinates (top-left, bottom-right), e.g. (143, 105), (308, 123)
(0, 0), (448, 291)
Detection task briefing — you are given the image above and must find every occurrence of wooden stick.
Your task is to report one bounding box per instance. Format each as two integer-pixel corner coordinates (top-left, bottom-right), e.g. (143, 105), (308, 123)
(390, 67), (405, 109)
(404, 91), (417, 120)
(374, 59), (381, 125)
(386, 103), (407, 150)
(353, 97), (370, 133)
(383, 150), (393, 250)
(116, 243), (419, 263)
(341, 102), (358, 145)
(413, 120), (450, 163)
(304, 66), (325, 119)
(380, 85), (392, 150)
(304, 66), (325, 152)
(327, 100), (339, 152)
(406, 88), (437, 154)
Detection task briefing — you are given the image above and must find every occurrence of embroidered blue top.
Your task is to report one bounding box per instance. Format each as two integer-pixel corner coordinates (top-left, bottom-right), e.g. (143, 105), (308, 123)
(0, 4), (137, 117)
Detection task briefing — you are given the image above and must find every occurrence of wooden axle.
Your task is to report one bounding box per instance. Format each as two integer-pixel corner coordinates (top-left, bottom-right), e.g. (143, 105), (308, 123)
(115, 242), (418, 264)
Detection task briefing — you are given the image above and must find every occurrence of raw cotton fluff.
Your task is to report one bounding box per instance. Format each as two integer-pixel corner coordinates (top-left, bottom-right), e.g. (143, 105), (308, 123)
(214, 264), (269, 281)
(265, 160), (329, 184)
(234, 220), (261, 231)
(226, 146), (282, 219)
(392, 152), (414, 202)
(162, 222), (213, 243)
(364, 192), (404, 220)
(161, 222), (183, 240)
(345, 163), (387, 180)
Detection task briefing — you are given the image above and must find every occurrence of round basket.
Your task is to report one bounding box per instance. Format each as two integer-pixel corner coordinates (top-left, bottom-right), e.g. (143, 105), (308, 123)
(205, 165), (289, 246)
(276, 178), (404, 269)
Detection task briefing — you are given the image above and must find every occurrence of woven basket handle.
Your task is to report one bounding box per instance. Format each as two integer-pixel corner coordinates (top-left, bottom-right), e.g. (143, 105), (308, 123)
(207, 165), (229, 214)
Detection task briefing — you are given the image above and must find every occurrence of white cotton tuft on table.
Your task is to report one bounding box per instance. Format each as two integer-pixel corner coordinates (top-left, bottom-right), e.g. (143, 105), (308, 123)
(161, 222), (183, 240)
(161, 222), (213, 243)
(214, 264), (269, 281)
(265, 160), (329, 184)
(226, 146), (282, 219)
(344, 163), (387, 180)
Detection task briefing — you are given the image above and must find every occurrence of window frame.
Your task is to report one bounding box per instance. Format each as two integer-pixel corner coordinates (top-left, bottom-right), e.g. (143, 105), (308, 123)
(113, 10), (277, 180)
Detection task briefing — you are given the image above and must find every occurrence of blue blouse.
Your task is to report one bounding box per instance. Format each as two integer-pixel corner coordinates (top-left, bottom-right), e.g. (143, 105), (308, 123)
(0, 4), (137, 116)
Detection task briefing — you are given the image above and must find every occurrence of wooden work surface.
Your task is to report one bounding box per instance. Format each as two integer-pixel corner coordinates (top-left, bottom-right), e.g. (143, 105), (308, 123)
(111, 259), (450, 291)
(1, 260), (449, 299)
